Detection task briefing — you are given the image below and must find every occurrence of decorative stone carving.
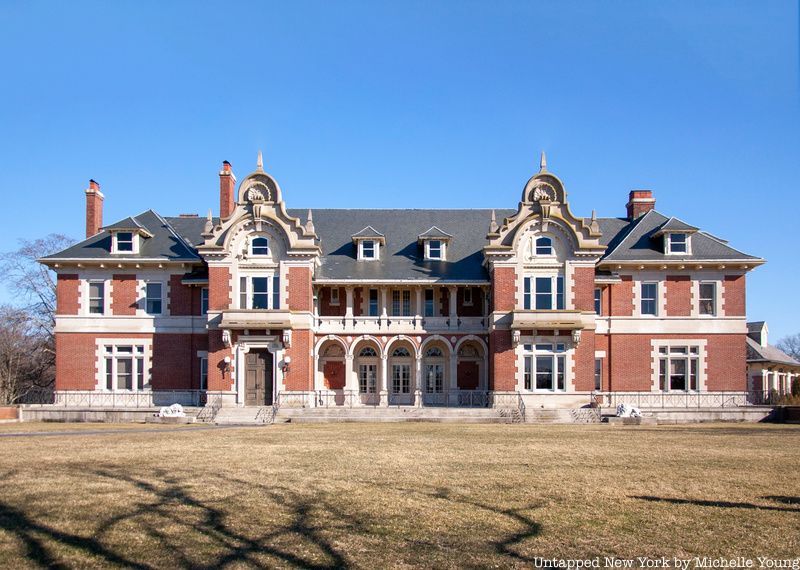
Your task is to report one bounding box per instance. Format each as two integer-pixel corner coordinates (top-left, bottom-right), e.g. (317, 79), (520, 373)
(572, 329), (582, 346)
(530, 181), (554, 202)
(512, 330), (520, 347)
(222, 329), (232, 348)
(282, 330), (292, 348)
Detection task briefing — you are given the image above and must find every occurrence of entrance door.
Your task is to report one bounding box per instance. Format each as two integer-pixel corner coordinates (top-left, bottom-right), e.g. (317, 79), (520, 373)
(458, 361), (479, 390)
(324, 361), (345, 389)
(245, 350), (273, 406)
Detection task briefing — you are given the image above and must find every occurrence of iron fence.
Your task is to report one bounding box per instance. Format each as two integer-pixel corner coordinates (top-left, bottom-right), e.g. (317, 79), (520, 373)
(592, 390), (778, 409)
(21, 390), (206, 408)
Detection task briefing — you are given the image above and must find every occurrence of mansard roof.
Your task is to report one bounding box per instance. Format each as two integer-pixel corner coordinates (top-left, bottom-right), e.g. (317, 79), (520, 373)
(41, 210), (201, 263)
(599, 210), (761, 264)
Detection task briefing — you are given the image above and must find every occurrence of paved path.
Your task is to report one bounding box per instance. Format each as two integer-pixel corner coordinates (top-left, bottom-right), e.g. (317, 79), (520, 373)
(0, 424), (268, 438)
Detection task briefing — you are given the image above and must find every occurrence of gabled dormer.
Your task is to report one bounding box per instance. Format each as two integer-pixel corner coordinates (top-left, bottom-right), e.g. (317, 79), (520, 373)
(417, 226), (453, 261)
(104, 217), (153, 254)
(352, 226), (385, 261)
(653, 217), (699, 255)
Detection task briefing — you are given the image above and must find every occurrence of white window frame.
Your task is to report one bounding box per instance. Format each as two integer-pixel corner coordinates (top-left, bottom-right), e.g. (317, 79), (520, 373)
(698, 281), (716, 317)
(237, 274), (281, 310)
(145, 281), (164, 315)
(594, 287), (602, 315)
(641, 282), (659, 316)
(425, 240), (445, 261)
(97, 341), (151, 392)
(666, 233), (690, 255)
(523, 275), (565, 310)
(534, 236), (554, 256)
(522, 343), (567, 392)
(87, 279), (107, 315)
(250, 236), (270, 256)
(359, 240), (379, 261)
(391, 289), (411, 316)
(200, 287), (209, 315)
(111, 231), (138, 254)
(650, 340), (707, 392)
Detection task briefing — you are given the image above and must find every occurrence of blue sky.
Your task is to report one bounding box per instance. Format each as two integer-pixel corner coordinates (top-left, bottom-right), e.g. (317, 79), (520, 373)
(0, 1), (798, 339)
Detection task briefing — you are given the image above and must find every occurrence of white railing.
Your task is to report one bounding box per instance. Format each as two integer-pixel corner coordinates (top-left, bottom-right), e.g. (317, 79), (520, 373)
(23, 390), (207, 408)
(315, 315), (487, 334)
(593, 390), (774, 409)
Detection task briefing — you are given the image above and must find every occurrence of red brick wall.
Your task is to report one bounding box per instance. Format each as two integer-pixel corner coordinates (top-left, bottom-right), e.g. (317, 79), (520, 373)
(55, 333), (99, 390)
(112, 274), (137, 315)
(599, 286), (610, 316)
(572, 267), (595, 312)
(723, 275), (746, 316)
(208, 267), (231, 311)
(572, 330), (596, 391)
(607, 333), (748, 392)
(190, 286), (204, 316)
(56, 274), (79, 315)
(168, 275), (193, 316)
(490, 330), (516, 391)
(0, 407), (18, 420)
(284, 329), (313, 390)
(457, 287), (483, 317)
(492, 267), (516, 312)
(151, 334), (193, 389)
(666, 275), (691, 316)
(288, 267), (312, 311)
(207, 329), (233, 391)
(319, 287), (345, 317)
(353, 287), (363, 316)
(610, 275), (634, 316)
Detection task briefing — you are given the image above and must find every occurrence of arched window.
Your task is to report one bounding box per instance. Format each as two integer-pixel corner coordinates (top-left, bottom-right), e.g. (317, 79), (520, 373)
(535, 237), (553, 256)
(251, 237), (269, 256)
(392, 347), (411, 358)
(359, 347), (378, 358)
(425, 347), (443, 358)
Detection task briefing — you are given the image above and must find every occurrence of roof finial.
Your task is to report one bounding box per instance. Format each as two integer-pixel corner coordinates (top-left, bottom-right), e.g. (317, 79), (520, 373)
(489, 209), (499, 233)
(256, 150), (263, 171)
(305, 209), (315, 234)
(591, 209), (597, 221)
(539, 151), (547, 173)
(202, 208), (214, 237)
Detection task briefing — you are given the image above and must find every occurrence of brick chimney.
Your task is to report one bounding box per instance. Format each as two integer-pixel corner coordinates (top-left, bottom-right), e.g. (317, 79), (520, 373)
(626, 190), (655, 220)
(85, 179), (104, 238)
(219, 161), (236, 220)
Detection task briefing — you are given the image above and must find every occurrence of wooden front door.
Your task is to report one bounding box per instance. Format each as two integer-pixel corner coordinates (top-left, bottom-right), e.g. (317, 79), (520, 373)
(457, 361), (479, 390)
(245, 350), (273, 406)
(323, 361), (345, 389)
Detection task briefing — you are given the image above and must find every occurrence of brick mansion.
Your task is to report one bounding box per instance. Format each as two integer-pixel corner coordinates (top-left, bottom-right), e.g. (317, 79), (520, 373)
(41, 152), (767, 412)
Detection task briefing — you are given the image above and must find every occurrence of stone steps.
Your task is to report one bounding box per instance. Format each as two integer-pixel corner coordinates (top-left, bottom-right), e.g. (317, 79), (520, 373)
(281, 406), (512, 424)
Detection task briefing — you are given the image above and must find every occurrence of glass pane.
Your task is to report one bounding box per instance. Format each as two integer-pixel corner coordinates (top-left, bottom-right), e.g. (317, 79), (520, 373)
(136, 357), (144, 390)
(556, 276), (564, 310)
(424, 289), (434, 316)
(557, 356), (565, 391)
(523, 278), (531, 310)
(252, 237), (269, 255)
(535, 278), (552, 310)
(524, 357), (532, 390)
(690, 359), (698, 391)
(252, 278), (269, 309)
(659, 358), (667, 391)
(402, 290), (411, 316)
(535, 344), (553, 351)
(105, 358), (113, 390)
(272, 276), (280, 309)
(117, 358), (133, 390)
(670, 359), (687, 391)
(536, 356), (553, 390)
(240, 277), (247, 309)
(594, 358), (602, 391)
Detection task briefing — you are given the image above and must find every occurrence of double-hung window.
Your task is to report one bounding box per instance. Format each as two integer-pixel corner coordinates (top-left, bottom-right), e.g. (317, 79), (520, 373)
(115, 232), (134, 252)
(427, 240), (442, 260)
(699, 282), (716, 316)
(361, 240), (376, 259)
(145, 282), (163, 315)
(667, 233), (687, 254)
(88, 281), (105, 315)
(594, 358), (603, 391)
(200, 287), (209, 315)
(594, 288), (602, 315)
(392, 290), (411, 316)
(240, 275), (281, 309)
(523, 343), (566, 391)
(368, 289), (379, 316)
(251, 237), (269, 256)
(523, 276), (565, 310)
(199, 357), (208, 391)
(641, 282), (658, 316)
(103, 344), (146, 391)
(424, 289), (435, 317)
(658, 346), (700, 392)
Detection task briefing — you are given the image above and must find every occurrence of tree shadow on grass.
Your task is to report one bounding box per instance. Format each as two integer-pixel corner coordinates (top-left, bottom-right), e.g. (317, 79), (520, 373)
(632, 495), (800, 513)
(1, 465), (367, 569)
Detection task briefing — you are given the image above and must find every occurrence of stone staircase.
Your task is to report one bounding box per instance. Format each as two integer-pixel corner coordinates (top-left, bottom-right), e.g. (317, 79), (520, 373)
(523, 407), (600, 424)
(278, 406), (514, 424)
(212, 406), (275, 425)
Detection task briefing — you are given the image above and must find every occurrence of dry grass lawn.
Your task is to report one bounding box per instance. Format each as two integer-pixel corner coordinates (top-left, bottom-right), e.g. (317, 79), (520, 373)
(0, 422), (798, 568)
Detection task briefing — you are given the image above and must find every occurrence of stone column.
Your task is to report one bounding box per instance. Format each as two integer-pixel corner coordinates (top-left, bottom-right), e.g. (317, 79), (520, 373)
(415, 287), (423, 331)
(448, 286), (458, 330)
(379, 355), (389, 406)
(344, 354), (357, 401)
(345, 286), (354, 333)
(414, 357), (423, 407)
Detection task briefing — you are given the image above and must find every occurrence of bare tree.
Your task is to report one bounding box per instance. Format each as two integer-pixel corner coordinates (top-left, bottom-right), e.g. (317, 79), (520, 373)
(0, 234), (73, 338)
(0, 234), (74, 403)
(777, 334), (800, 362)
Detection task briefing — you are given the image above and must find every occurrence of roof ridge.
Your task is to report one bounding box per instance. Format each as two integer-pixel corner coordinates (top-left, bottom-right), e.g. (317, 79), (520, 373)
(150, 210), (202, 260)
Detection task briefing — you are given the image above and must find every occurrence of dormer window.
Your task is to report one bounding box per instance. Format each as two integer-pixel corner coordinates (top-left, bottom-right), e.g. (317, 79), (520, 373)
(426, 240), (444, 260)
(251, 237), (269, 256)
(352, 226), (385, 261)
(116, 232), (134, 252)
(667, 233), (688, 254)
(361, 240), (377, 259)
(535, 237), (553, 256)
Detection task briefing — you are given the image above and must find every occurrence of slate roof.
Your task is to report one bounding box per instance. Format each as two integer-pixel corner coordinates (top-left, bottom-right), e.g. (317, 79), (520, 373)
(600, 210), (761, 263)
(43, 206), (761, 277)
(103, 216), (149, 233)
(41, 210), (201, 262)
(654, 217), (699, 234)
(746, 337), (800, 367)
